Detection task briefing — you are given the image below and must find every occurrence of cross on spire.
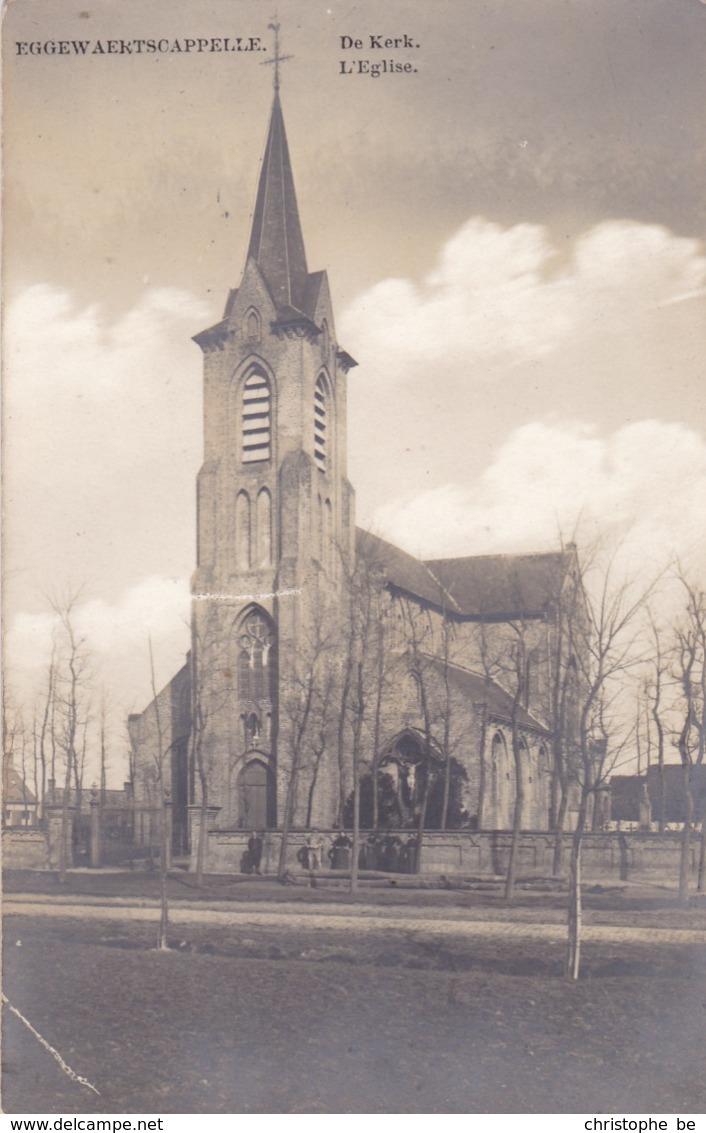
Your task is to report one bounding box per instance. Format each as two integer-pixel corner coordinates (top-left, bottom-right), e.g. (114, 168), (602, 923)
(262, 19), (293, 93)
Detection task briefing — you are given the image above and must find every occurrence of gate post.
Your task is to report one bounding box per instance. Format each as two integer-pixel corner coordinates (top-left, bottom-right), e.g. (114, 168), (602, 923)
(90, 787), (101, 868)
(45, 804), (75, 872)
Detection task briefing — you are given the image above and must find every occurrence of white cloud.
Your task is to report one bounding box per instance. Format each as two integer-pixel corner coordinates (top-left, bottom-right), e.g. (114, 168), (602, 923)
(75, 575), (191, 659)
(341, 218), (706, 384)
(371, 418), (706, 577)
(5, 575), (191, 713)
(4, 224), (705, 736)
(346, 216), (706, 570)
(3, 285), (215, 614)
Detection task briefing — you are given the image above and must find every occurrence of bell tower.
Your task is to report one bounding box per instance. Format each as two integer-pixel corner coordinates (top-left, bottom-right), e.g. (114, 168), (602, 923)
(190, 77), (357, 830)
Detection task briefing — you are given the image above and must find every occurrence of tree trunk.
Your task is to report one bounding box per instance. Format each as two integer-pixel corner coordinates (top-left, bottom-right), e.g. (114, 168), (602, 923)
(440, 620), (453, 830)
(504, 741), (525, 901)
(415, 772), (433, 874)
(336, 639), (354, 827)
(552, 784), (569, 876)
(58, 744), (74, 883)
(277, 771), (296, 881)
(476, 703), (488, 830)
(371, 632), (384, 832)
(350, 656), (367, 894)
(657, 738), (666, 834)
(350, 748), (360, 893)
(305, 745), (324, 828)
(678, 764), (694, 905)
(157, 795), (170, 950)
(565, 822), (583, 979)
(100, 726), (107, 808)
(195, 770), (208, 887)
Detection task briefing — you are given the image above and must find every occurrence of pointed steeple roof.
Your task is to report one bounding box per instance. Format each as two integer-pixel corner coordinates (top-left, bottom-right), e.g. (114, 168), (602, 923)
(246, 93), (309, 312)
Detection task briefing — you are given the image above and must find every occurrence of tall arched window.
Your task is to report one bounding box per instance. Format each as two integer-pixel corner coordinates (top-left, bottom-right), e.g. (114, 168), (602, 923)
(314, 375), (327, 472)
(256, 488), (272, 568)
(491, 732), (511, 826)
(235, 491), (251, 570)
(245, 309), (261, 342)
(491, 733), (504, 809)
(407, 670), (422, 709)
(538, 744), (550, 776)
(324, 497), (333, 572)
(564, 658), (580, 740)
(238, 608), (276, 704)
(242, 370), (271, 463)
(518, 737), (529, 784)
(316, 493), (324, 563)
(389, 596), (405, 651)
(238, 650), (252, 703)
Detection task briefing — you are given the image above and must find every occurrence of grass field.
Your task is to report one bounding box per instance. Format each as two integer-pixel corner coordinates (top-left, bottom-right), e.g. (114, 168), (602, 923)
(3, 903), (706, 1114)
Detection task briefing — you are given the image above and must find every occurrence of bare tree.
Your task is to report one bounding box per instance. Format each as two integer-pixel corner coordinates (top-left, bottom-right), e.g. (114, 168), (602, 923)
(502, 626), (532, 902)
(147, 637), (170, 951)
(396, 595), (447, 868)
(644, 612), (669, 833)
(671, 576), (706, 901)
(545, 549), (588, 876)
(2, 695), (25, 811)
(277, 589), (339, 880)
(564, 557), (655, 979)
(189, 612), (238, 887)
(98, 689), (111, 808)
(35, 650), (57, 820)
(50, 591), (93, 883)
(304, 661), (338, 828)
(343, 550), (388, 892)
(438, 608), (457, 831)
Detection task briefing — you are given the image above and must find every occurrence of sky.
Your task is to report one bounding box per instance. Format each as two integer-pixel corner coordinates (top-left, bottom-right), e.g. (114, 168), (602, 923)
(3, 0), (705, 776)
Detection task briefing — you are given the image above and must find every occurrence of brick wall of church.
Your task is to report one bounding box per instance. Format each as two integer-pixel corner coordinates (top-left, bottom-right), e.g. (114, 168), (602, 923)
(129, 662), (190, 809)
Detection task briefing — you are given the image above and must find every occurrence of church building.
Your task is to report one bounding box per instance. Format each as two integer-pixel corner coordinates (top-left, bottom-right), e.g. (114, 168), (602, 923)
(128, 80), (583, 870)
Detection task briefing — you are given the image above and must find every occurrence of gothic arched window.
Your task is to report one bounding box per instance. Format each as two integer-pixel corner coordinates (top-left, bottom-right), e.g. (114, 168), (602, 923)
(324, 497), (333, 572)
(389, 596), (405, 651)
(246, 309), (261, 342)
(238, 651), (252, 703)
(408, 670), (422, 709)
(235, 491), (251, 570)
(518, 737), (529, 783)
(238, 608), (276, 704)
(242, 370), (271, 463)
(491, 732), (505, 807)
(256, 488), (272, 568)
(317, 493), (323, 563)
(314, 374), (327, 472)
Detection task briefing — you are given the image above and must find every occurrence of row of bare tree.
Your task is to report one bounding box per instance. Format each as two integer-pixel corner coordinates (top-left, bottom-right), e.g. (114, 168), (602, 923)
(3, 592), (116, 882)
(5, 550), (704, 972)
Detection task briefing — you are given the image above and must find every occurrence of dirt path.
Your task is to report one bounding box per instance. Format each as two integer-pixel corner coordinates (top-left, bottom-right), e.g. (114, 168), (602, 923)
(5, 895), (705, 943)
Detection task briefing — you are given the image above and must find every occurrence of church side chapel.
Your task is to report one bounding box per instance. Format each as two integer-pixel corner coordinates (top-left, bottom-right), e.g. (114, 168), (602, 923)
(129, 50), (585, 871)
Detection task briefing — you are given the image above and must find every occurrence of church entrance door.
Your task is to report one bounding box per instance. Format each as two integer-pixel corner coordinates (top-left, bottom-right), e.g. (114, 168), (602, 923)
(238, 759), (275, 829)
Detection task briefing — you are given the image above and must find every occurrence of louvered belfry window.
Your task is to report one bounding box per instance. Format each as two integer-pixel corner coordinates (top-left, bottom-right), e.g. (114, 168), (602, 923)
(242, 370), (271, 463)
(314, 375), (327, 472)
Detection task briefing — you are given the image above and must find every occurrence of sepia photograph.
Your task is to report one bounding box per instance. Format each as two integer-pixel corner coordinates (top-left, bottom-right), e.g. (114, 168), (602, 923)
(2, 0), (706, 1117)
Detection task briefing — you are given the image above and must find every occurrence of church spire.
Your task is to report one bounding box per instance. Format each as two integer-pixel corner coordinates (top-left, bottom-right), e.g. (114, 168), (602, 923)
(246, 90), (309, 313)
